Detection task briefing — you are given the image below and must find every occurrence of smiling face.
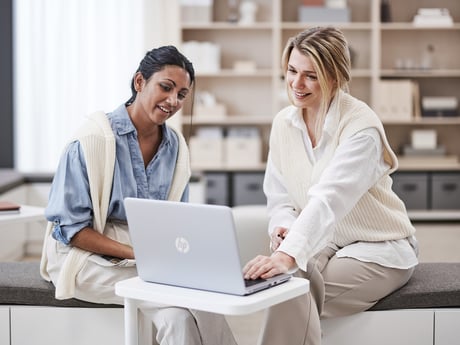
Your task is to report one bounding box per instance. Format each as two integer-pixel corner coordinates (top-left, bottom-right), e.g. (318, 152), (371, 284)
(132, 65), (191, 126)
(285, 47), (326, 114)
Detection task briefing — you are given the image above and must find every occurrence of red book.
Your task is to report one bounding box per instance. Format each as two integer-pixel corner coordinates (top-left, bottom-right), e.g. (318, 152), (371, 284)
(0, 201), (21, 214)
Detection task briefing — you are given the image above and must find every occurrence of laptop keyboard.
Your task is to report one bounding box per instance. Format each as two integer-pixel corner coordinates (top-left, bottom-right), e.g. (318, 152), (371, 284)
(244, 277), (267, 287)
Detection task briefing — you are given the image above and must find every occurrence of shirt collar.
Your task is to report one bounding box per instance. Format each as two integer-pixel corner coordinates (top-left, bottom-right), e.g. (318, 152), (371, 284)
(109, 104), (173, 146)
(284, 90), (343, 139)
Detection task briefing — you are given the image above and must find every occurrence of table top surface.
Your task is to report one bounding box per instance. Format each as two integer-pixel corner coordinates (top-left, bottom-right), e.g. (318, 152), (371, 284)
(0, 204), (45, 225)
(116, 276), (309, 315)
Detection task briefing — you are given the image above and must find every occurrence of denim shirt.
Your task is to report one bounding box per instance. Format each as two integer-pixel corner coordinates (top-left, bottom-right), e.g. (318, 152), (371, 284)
(45, 104), (189, 245)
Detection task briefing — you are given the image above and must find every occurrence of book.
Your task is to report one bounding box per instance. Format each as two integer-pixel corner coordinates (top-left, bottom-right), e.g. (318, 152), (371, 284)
(0, 201), (21, 215)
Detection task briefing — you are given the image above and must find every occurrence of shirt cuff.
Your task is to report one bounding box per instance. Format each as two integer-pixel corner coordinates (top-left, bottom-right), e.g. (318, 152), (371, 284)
(277, 231), (310, 271)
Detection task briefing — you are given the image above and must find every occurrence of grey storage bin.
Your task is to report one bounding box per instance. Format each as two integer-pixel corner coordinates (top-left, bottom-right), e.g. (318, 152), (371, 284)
(431, 173), (460, 210)
(205, 173), (229, 205)
(392, 172), (429, 210)
(232, 172), (266, 206)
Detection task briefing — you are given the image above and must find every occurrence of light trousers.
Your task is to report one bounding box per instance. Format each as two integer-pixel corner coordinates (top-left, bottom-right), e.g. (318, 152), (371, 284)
(45, 222), (237, 345)
(257, 245), (415, 345)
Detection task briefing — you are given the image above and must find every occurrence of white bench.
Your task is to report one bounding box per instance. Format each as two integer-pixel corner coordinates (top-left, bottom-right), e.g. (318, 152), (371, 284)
(1, 204), (459, 345)
(1, 262), (459, 345)
(0, 262), (124, 345)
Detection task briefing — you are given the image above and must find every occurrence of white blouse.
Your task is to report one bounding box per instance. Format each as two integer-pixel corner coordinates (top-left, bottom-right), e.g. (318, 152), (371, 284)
(264, 108), (418, 271)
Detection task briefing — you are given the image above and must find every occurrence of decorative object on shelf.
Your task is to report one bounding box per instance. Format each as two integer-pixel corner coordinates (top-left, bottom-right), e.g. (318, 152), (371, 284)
(180, 0), (213, 23)
(399, 129), (460, 169)
(420, 44), (435, 70)
(194, 91), (227, 119)
(411, 129), (437, 150)
(182, 41), (221, 73)
(298, 2), (350, 23)
(374, 80), (416, 122)
(413, 8), (454, 27)
(239, 1), (258, 24)
(380, 0), (392, 22)
(227, 0), (240, 22)
(422, 96), (458, 117)
(402, 145), (446, 157)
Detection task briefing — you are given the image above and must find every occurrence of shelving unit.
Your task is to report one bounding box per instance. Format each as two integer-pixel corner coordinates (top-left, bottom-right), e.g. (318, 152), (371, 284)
(178, 0), (460, 217)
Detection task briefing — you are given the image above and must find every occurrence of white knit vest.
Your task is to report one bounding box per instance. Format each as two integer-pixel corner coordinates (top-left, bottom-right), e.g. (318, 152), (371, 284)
(270, 91), (415, 247)
(40, 111), (191, 299)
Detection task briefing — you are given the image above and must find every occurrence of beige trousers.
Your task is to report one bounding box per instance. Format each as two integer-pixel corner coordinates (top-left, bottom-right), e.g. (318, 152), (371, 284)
(257, 245), (415, 345)
(45, 222), (237, 345)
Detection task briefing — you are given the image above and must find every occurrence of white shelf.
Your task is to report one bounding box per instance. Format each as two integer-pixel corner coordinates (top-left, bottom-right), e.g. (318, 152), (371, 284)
(191, 164), (266, 172)
(380, 23), (460, 30)
(381, 69), (460, 78)
(281, 22), (373, 30)
(183, 115), (273, 126)
(182, 22), (274, 30)
(383, 118), (460, 125)
(0, 205), (45, 226)
(180, 0), (460, 219)
(408, 210), (460, 221)
(196, 69), (273, 78)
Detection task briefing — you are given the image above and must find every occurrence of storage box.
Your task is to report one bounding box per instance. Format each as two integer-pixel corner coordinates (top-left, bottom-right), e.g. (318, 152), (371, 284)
(189, 137), (224, 169)
(194, 104), (227, 119)
(391, 172), (429, 210)
(298, 6), (350, 23)
(180, 0), (212, 23)
(422, 96), (458, 117)
(232, 173), (267, 206)
(225, 137), (262, 168)
(431, 173), (460, 210)
(205, 173), (229, 205)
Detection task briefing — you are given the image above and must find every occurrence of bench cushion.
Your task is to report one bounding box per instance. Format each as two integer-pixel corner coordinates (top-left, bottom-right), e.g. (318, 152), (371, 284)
(1, 261), (459, 310)
(0, 261), (121, 308)
(370, 262), (460, 311)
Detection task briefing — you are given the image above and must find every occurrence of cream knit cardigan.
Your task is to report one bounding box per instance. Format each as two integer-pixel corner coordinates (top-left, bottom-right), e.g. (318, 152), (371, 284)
(270, 91), (415, 247)
(40, 111), (191, 299)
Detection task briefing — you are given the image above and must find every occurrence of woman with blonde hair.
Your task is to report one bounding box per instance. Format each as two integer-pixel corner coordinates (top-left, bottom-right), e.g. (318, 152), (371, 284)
(244, 27), (418, 345)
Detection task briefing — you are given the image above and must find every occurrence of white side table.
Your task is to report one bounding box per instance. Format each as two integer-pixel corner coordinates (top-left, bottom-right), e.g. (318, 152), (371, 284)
(116, 276), (309, 345)
(0, 205), (45, 226)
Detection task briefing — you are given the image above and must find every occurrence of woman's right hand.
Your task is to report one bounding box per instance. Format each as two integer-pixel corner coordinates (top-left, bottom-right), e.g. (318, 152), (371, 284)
(270, 227), (289, 252)
(71, 227), (135, 259)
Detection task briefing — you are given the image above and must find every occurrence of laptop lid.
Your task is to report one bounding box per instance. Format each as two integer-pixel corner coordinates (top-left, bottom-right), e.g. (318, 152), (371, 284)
(124, 198), (290, 295)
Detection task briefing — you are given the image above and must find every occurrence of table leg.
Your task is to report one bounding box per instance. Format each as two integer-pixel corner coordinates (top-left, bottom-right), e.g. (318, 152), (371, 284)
(124, 297), (139, 345)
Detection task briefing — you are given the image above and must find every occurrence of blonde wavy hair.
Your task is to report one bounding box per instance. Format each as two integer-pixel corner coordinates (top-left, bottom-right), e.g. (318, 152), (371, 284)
(282, 26), (351, 140)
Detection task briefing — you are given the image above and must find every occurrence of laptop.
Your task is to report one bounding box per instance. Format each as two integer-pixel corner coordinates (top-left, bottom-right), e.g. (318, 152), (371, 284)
(124, 197), (291, 296)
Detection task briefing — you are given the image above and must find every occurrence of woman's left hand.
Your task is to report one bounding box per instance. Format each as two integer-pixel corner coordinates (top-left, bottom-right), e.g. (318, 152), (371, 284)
(243, 251), (295, 280)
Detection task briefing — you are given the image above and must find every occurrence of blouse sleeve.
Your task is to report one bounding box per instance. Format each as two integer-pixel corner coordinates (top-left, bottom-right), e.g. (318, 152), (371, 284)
(276, 128), (389, 270)
(45, 140), (93, 245)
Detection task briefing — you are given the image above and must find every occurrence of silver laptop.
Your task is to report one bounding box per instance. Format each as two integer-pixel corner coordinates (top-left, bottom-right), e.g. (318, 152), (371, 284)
(124, 198), (291, 296)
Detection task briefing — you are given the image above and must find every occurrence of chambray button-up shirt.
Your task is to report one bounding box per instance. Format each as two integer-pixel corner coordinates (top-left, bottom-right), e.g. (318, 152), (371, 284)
(45, 104), (188, 245)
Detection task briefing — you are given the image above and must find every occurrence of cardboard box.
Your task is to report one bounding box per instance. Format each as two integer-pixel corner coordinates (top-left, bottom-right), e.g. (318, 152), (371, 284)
(189, 137), (224, 169)
(180, 0), (212, 23)
(225, 137), (262, 168)
(194, 104), (227, 119)
(298, 6), (350, 23)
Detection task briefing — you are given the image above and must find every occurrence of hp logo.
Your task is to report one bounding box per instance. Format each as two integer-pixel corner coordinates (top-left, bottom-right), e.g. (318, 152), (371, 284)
(175, 237), (190, 254)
